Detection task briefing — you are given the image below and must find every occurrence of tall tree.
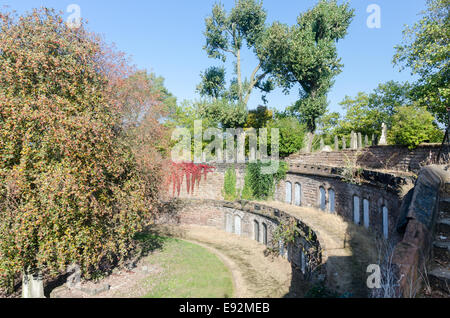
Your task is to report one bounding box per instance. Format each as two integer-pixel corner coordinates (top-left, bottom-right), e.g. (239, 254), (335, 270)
(261, 0), (354, 133)
(393, 0), (449, 124)
(202, 0), (273, 107)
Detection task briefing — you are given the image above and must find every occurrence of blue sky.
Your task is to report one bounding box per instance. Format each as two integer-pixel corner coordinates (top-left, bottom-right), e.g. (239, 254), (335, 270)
(1, 0), (427, 114)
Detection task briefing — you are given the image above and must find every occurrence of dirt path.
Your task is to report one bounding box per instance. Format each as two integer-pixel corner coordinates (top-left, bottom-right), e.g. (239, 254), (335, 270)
(166, 225), (294, 298)
(263, 201), (378, 297)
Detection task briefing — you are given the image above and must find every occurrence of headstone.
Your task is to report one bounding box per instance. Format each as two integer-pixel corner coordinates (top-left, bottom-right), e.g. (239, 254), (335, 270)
(350, 131), (358, 149)
(365, 135), (369, 147)
(379, 123), (388, 145)
(22, 270), (45, 298)
(334, 136), (339, 151)
(342, 136), (347, 150)
(358, 133), (362, 149)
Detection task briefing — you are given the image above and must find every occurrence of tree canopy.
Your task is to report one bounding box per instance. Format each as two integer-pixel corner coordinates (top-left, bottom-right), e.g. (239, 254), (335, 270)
(260, 0), (354, 132)
(394, 0), (449, 125)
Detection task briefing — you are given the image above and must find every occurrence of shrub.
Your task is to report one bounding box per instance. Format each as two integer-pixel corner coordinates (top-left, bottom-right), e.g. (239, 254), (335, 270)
(268, 117), (306, 158)
(388, 105), (443, 149)
(0, 8), (166, 290)
(244, 161), (288, 200)
(222, 167), (239, 201)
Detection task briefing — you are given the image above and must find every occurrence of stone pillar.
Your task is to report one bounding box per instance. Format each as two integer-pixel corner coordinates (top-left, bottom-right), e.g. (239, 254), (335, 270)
(365, 135), (369, 147)
(334, 135), (339, 151)
(22, 270), (45, 298)
(342, 136), (347, 150)
(350, 131), (358, 150)
(320, 138), (325, 151)
(358, 133), (362, 149)
(379, 123), (388, 145)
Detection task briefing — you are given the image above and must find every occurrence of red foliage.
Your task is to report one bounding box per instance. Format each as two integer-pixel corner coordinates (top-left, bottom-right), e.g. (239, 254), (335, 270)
(170, 162), (215, 196)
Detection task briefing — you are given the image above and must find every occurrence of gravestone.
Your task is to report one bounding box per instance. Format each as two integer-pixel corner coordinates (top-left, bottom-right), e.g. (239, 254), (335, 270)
(22, 270), (44, 298)
(342, 136), (347, 150)
(365, 135), (369, 147)
(350, 131), (358, 149)
(379, 123), (388, 145)
(358, 133), (362, 149)
(334, 135), (339, 151)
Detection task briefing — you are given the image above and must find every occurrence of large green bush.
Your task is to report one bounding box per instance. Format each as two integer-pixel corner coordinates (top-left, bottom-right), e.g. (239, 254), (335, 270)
(268, 117), (306, 158)
(388, 105), (443, 149)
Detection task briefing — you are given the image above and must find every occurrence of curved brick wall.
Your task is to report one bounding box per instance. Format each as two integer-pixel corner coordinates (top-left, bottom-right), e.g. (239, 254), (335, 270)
(158, 199), (323, 288)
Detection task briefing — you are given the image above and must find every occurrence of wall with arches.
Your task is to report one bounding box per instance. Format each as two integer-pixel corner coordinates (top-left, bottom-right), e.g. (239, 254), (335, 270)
(158, 199), (323, 287)
(276, 172), (403, 240)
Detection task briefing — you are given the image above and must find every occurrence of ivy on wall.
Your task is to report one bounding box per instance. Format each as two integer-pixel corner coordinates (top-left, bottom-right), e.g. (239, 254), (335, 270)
(243, 160), (288, 201)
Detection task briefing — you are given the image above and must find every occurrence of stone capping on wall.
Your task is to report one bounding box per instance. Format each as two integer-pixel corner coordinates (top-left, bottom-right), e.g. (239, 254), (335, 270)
(288, 163), (414, 196)
(164, 198), (323, 280)
(287, 144), (442, 174)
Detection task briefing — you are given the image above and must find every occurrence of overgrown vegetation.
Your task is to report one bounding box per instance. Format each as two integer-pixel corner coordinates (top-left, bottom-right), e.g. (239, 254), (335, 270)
(223, 167), (239, 201)
(388, 105), (443, 150)
(242, 161), (288, 200)
(0, 8), (170, 291)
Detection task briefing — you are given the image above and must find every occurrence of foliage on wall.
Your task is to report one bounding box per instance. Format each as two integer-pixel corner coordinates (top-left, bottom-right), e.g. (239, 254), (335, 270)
(222, 167), (239, 201)
(243, 160), (288, 200)
(170, 162), (215, 196)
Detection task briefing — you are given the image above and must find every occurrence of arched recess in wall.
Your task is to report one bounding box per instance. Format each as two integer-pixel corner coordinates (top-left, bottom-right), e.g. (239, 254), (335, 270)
(234, 215), (241, 235)
(353, 195), (361, 225)
(294, 183), (302, 206)
(319, 187), (326, 211)
(328, 188), (335, 213)
(363, 199), (370, 229)
(262, 223), (268, 245)
(225, 214), (233, 233)
(254, 220), (260, 242)
(285, 181), (292, 204)
(382, 206), (389, 239)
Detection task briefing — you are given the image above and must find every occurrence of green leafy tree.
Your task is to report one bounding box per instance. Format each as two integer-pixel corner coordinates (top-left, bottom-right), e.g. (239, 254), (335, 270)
(202, 0), (274, 108)
(393, 0), (449, 124)
(196, 66), (226, 100)
(268, 117), (306, 158)
(388, 105), (444, 149)
(261, 0), (354, 133)
(333, 81), (414, 138)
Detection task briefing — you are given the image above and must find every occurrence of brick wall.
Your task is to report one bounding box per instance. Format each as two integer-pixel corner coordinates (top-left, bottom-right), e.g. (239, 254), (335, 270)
(173, 163), (246, 200)
(275, 173), (403, 241)
(158, 199), (323, 285)
(288, 144), (441, 173)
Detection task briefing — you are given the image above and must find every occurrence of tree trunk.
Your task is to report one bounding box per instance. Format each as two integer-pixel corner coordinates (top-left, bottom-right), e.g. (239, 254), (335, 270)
(22, 269), (45, 298)
(305, 132), (314, 153)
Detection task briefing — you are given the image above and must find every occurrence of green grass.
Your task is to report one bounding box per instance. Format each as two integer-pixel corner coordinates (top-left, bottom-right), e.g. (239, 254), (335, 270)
(141, 237), (234, 298)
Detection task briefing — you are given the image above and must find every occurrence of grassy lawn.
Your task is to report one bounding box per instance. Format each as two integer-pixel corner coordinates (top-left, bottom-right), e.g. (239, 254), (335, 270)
(141, 237), (233, 298)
